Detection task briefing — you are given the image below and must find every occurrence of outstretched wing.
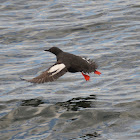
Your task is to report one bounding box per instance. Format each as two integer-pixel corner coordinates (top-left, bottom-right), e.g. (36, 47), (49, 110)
(27, 62), (67, 83)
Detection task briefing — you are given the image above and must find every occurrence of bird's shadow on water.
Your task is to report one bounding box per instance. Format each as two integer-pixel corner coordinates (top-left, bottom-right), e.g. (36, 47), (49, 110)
(55, 94), (96, 111)
(20, 94), (96, 111)
(21, 98), (45, 107)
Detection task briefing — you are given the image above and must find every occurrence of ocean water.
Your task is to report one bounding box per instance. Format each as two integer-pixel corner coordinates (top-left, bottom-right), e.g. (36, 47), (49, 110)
(0, 0), (140, 139)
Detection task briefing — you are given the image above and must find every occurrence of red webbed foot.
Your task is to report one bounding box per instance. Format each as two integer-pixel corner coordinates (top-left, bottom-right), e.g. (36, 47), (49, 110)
(81, 72), (90, 81)
(94, 70), (101, 75)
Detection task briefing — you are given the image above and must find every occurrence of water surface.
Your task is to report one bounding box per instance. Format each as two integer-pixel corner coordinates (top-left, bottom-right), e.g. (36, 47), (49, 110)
(0, 0), (140, 139)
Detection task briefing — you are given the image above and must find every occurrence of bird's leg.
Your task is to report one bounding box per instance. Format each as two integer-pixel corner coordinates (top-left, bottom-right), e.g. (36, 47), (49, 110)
(81, 72), (90, 81)
(94, 70), (101, 75)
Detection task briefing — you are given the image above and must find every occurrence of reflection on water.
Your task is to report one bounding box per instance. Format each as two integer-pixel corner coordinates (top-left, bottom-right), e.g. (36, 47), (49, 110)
(56, 94), (96, 111)
(21, 98), (44, 107)
(0, 0), (140, 139)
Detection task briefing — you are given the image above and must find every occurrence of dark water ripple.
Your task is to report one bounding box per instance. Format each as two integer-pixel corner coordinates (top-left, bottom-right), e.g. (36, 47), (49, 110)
(0, 0), (140, 139)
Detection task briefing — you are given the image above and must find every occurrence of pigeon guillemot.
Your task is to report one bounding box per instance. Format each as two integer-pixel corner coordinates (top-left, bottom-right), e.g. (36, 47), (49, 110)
(26, 47), (101, 83)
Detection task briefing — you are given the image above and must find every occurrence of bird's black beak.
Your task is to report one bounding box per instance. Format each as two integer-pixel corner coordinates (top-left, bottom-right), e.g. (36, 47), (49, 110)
(44, 49), (49, 51)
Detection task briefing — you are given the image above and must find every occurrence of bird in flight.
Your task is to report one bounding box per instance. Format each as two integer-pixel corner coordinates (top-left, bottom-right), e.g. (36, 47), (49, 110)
(26, 47), (101, 83)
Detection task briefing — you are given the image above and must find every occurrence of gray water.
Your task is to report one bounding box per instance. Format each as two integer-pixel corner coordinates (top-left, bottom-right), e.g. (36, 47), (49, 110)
(0, 0), (140, 139)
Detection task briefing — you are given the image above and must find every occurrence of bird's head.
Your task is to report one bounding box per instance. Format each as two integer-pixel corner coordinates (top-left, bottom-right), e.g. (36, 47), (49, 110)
(44, 47), (63, 55)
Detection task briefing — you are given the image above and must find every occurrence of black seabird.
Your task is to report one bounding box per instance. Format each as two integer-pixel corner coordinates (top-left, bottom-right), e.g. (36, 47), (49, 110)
(26, 47), (101, 83)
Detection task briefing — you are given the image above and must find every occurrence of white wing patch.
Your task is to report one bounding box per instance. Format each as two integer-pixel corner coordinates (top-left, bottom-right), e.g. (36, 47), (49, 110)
(48, 63), (65, 76)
